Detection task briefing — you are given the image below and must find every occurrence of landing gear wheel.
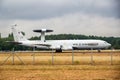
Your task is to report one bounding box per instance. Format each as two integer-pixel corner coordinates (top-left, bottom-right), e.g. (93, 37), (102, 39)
(56, 49), (62, 53)
(98, 49), (101, 53)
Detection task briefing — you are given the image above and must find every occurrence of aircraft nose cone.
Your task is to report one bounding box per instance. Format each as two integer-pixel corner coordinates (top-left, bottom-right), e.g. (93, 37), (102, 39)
(107, 43), (111, 47)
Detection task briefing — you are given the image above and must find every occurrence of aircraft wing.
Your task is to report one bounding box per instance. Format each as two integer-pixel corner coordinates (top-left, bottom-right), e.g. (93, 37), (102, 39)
(34, 43), (51, 47)
(6, 41), (22, 44)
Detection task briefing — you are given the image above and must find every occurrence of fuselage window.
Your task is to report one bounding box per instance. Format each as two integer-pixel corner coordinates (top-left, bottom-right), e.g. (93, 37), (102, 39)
(82, 43), (87, 45)
(88, 43), (98, 46)
(73, 43), (78, 46)
(82, 43), (98, 46)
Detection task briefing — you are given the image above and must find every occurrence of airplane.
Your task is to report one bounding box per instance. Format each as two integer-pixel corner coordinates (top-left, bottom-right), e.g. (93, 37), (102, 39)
(10, 26), (111, 52)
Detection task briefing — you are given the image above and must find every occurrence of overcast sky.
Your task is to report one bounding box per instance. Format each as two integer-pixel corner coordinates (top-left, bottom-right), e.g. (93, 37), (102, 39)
(0, 0), (120, 38)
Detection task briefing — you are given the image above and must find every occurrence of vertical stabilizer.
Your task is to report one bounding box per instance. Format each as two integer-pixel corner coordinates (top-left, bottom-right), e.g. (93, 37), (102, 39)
(12, 26), (28, 42)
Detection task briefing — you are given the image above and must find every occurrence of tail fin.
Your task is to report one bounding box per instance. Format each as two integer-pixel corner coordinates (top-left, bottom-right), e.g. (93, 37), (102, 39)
(12, 26), (28, 42)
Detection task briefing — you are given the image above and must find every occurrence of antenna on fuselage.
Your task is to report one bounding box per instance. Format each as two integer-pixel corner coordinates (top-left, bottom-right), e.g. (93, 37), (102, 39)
(33, 29), (53, 42)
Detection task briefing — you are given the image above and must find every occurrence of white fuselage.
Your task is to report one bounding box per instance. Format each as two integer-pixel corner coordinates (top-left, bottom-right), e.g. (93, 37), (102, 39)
(11, 26), (111, 51)
(19, 39), (111, 50)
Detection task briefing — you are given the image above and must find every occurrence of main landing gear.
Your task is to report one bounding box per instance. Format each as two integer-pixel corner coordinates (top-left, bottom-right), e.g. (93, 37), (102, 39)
(56, 49), (62, 53)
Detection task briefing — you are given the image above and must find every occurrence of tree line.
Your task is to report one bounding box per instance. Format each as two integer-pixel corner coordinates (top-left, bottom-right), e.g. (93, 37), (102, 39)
(0, 33), (120, 51)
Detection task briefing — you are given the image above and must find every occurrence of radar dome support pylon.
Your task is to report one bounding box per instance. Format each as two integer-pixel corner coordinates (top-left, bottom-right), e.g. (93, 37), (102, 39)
(33, 29), (53, 42)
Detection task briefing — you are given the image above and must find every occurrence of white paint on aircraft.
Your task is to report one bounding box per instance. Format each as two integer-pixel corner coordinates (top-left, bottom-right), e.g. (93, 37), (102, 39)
(11, 26), (111, 52)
